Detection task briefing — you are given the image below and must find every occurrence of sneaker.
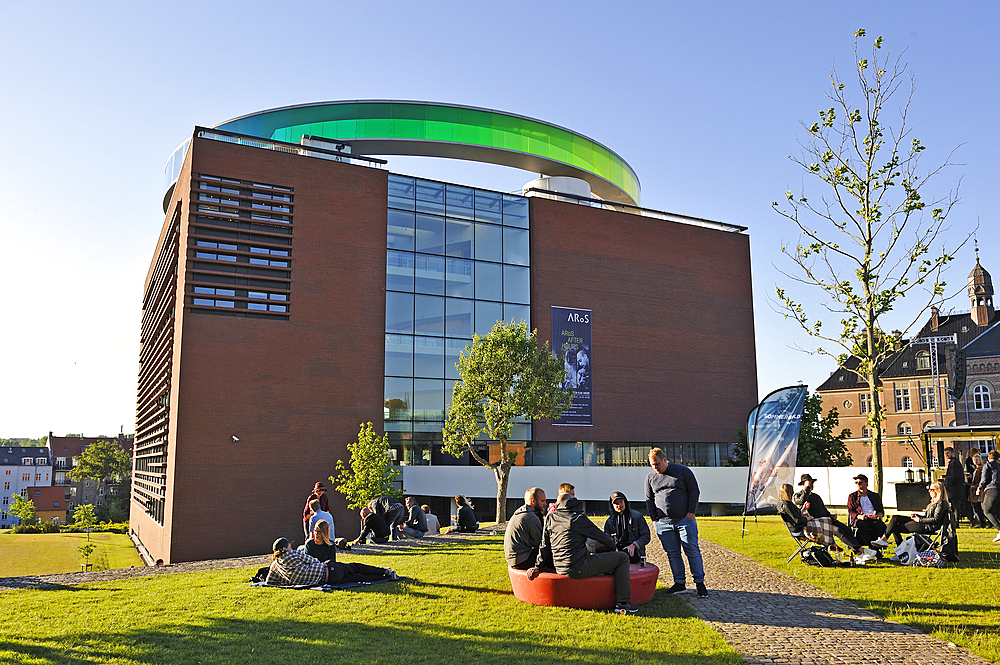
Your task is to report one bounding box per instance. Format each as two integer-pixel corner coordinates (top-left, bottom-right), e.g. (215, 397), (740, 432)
(871, 538), (890, 548)
(614, 602), (638, 614)
(696, 583), (708, 598)
(993, 533), (1000, 543)
(665, 583), (686, 594)
(386, 568), (400, 580)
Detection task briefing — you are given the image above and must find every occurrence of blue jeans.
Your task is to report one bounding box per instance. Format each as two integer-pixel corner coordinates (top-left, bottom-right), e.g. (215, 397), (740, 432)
(653, 517), (705, 585)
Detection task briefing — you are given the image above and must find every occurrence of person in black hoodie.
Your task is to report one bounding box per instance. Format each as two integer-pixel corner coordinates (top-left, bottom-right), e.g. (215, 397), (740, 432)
(599, 491), (650, 563)
(527, 493), (637, 614)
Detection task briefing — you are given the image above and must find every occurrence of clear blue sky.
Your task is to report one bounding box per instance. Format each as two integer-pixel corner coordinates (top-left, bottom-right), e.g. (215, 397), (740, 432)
(1, 1), (997, 437)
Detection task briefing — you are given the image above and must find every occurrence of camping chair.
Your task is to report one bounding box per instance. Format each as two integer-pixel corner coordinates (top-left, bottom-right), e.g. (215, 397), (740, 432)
(783, 520), (831, 563)
(783, 517), (842, 564)
(914, 522), (958, 562)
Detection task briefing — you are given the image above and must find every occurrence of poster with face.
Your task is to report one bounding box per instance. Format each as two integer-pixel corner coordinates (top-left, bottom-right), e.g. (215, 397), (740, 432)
(552, 306), (592, 426)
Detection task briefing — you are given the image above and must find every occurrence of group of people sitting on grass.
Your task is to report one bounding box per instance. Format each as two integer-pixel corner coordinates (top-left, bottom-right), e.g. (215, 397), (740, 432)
(263, 486), (481, 587)
(777, 461), (973, 559)
(349, 493), (478, 545)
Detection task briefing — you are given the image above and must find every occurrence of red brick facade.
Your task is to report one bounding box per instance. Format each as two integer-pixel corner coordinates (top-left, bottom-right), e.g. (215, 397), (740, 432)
(131, 137), (387, 563)
(529, 197), (757, 443)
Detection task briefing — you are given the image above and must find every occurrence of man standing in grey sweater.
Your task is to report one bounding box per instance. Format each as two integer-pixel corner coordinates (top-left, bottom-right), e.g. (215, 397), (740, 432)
(645, 447), (707, 597)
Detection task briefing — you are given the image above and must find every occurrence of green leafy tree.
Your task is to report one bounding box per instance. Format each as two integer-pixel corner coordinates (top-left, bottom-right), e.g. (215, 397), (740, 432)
(67, 439), (131, 511)
(443, 320), (572, 522)
(332, 422), (402, 510)
(73, 504), (98, 541)
(798, 393), (853, 467)
(79, 542), (97, 569)
(773, 29), (966, 494)
(727, 429), (749, 466)
(8, 494), (37, 526)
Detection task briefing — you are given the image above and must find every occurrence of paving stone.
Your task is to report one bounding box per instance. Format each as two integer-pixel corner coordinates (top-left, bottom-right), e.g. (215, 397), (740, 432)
(644, 533), (989, 665)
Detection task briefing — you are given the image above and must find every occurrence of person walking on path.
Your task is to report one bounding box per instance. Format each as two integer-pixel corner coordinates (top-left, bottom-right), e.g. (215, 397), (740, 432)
(645, 447), (707, 597)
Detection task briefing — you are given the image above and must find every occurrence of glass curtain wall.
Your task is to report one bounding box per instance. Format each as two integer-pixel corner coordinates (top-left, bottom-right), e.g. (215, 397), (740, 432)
(385, 174), (531, 465)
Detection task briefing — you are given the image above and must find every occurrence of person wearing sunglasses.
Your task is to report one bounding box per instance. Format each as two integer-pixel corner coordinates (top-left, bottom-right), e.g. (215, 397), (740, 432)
(846, 473), (886, 547)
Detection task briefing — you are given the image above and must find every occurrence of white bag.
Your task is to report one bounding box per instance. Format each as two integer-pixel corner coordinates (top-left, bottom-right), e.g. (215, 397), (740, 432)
(893, 535), (919, 565)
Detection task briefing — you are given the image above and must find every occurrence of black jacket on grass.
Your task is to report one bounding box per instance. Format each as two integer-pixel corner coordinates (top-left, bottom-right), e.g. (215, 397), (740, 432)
(536, 496), (615, 574)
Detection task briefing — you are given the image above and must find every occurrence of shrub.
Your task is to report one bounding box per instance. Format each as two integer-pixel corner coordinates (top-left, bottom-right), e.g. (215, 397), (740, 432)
(39, 521), (60, 533)
(12, 524), (41, 534)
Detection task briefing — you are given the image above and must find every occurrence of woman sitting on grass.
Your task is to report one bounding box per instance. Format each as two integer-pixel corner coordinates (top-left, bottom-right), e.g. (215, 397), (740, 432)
(873, 481), (950, 548)
(776, 483), (862, 554)
(303, 520), (336, 563)
(265, 537), (398, 586)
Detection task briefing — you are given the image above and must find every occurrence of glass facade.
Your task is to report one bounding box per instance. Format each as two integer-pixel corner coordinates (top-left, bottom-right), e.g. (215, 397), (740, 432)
(385, 174), (531, 465)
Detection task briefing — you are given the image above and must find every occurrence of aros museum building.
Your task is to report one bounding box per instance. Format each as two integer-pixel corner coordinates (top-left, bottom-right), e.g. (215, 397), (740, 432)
(131, 101), (757, 563)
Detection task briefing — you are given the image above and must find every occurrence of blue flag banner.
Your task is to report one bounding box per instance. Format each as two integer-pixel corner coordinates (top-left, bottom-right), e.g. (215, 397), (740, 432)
(744, 385), (808, 514)
(551, 306), (592, 426)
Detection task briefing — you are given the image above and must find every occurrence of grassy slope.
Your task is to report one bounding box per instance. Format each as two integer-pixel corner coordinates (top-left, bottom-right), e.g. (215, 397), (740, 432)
(0, 536), (741, 665)
(699, 515), (1000, 663)
(0, 532), (142, 576)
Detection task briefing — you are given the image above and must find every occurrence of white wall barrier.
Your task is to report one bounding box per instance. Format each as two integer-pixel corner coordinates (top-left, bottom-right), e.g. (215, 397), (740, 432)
(399, 465), (915, 512)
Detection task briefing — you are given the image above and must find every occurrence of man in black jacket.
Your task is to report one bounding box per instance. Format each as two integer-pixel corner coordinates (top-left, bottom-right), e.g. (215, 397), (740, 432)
(350, 507), (391, 546)
(527, 494), (637, 614)
(793, 473), (861, 551)
(944, 447), (966, 528)
(504, 487), (546, 569)
(368, 496), (406, 540)
(600, 491), (650, 563)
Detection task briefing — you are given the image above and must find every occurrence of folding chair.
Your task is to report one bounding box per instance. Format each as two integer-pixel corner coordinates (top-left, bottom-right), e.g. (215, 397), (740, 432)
(784, 521), (829, 563)
(784, 517), (842, 564)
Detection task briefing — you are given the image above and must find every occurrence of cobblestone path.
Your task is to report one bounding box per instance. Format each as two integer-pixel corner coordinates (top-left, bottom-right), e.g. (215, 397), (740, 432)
(644, 534), (989, 665)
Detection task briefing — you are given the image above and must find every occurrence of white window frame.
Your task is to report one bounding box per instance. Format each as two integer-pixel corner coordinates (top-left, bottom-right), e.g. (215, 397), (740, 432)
(974, 384), (992, 410)
(895, 388), (911, 411)
(859, 393), (873, 414)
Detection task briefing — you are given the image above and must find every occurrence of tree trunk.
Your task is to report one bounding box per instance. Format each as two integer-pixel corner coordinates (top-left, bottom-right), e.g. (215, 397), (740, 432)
(870, 375), (885, 496)
(493, 437), (512, 522)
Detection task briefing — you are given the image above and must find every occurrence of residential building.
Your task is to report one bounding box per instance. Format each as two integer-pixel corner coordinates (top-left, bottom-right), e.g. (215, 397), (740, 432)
(48, 433), (134, 516)
(818, 255), (999, 468)
(0, 446), (52, 527)
(133, 101), (758, 563)
(27, 486), (67, 525)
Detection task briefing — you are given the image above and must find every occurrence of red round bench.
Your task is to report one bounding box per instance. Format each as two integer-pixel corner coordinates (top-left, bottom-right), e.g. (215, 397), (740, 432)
(508, 563), (660, 609)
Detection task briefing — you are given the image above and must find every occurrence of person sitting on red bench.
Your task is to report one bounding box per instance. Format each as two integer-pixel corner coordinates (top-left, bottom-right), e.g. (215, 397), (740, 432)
(526, 492), (637, 614)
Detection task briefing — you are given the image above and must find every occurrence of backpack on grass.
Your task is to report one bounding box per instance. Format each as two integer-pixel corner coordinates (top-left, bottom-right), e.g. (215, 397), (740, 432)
(800, 548), (836, 567)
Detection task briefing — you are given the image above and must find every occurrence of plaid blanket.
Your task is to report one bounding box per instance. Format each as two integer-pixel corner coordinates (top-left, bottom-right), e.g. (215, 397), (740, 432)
(804, 517), (836, 546)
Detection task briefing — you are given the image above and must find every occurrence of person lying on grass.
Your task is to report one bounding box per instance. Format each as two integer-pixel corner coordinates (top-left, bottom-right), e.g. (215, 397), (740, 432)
(265, 537), (398, 586)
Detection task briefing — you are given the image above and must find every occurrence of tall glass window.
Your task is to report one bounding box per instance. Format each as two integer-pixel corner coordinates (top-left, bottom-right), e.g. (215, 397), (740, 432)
(385, 174), (531, 464)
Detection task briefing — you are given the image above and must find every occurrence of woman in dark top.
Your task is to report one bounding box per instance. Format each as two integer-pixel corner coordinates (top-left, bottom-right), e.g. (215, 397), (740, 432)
(874, 481), (950, 547)
(777, 484), (862, 553)
(304, 520), (336, 563)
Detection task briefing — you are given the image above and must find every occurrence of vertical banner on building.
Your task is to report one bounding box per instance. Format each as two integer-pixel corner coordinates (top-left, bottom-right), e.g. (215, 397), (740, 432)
(551, 306), (592, 426)
(743, 385), (808, 519)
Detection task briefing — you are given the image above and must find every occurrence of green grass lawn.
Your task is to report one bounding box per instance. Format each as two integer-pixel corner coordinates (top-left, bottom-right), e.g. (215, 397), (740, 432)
(0, 536), (742, 665)
(699, 515), (1000, 662)
(0, 531), (143, 576)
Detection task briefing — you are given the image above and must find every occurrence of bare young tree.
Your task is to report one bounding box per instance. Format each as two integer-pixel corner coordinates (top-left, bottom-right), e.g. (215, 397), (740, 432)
(774, 29), (966, 494)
